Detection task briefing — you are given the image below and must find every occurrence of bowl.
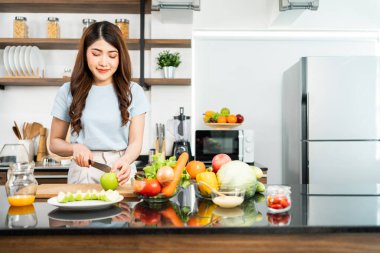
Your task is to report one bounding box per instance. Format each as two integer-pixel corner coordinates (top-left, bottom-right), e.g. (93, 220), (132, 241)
(136, 191), (179, 203)
(205, 123), (241, 130)
(210, 187), (245, 209)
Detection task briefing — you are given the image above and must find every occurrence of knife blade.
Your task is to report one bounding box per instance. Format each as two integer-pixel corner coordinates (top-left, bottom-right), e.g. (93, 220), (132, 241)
(89, 160), (112, 173)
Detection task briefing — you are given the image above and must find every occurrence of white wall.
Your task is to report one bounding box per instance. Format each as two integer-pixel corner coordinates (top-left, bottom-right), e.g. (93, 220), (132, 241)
(192, 0), (380, 183)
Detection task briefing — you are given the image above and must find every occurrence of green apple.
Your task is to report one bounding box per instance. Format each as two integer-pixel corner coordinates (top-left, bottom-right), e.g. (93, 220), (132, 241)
(100, 172), (119, 190)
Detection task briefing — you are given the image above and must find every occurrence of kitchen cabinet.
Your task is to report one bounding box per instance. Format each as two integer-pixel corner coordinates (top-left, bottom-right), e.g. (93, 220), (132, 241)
(0, 0), (192, 89)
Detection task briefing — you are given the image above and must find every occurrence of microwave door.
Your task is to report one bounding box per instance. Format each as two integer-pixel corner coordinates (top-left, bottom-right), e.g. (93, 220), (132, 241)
(195, 130), (240, 162)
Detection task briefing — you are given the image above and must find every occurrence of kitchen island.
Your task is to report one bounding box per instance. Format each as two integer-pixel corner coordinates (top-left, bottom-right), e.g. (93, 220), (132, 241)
(1, 184), (380, 253)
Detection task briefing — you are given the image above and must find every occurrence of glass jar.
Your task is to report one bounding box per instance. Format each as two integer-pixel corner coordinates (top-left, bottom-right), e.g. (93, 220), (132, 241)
(13, 16), (28, 38)
(6, 205), (38, 228)
(47, 17), (60, 38)
(5, 162), (38, 207)
(115, 18), (129, 39)
(82, 18), (96, 33)
(266, 185), (291, 213)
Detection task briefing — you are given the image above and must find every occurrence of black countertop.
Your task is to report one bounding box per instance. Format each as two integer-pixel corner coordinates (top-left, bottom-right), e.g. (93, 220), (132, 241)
(1, 184), (380, 236)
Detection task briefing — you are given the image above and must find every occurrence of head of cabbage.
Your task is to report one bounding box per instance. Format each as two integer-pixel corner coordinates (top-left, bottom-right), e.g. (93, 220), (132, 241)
(216, 160), (257, 199)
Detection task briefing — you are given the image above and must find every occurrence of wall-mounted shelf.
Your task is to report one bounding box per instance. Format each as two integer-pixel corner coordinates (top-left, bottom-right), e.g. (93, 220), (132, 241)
(0, 0), (151, 14)
(0, 38), (191, 50)
(0, 77), (191, 89)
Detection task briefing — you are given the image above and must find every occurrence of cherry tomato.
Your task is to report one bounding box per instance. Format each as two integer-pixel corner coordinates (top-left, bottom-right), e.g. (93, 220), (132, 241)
(280, 199), (289, 208)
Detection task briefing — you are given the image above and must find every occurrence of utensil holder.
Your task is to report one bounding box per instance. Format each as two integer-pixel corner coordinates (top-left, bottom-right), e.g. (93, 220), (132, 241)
(18, 140), (34, 162)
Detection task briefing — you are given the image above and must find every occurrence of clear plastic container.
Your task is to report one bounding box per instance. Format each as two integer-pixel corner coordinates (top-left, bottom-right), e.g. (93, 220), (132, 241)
(47, 17), (60, 38)
(82, 18), (96, 33)
(13, 16), (28, 38)
(5, 162), (38, 207)
(115, 18), (129, 39)
(266, 185), (291, 213)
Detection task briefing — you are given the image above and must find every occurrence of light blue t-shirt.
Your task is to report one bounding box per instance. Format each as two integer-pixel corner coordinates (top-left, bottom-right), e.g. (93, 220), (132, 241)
(51, 82), (150, 151)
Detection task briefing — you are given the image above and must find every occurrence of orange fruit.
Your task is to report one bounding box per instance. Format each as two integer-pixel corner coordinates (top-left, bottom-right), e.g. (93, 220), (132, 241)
(186, 160), (206, 179)
(217, 115), (227, 123)
(227, 114), (237, 123)
(7, 195), (35, 206)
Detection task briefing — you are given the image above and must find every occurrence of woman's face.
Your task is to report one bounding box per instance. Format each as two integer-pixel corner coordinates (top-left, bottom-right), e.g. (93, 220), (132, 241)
(86, 39), (119, 86)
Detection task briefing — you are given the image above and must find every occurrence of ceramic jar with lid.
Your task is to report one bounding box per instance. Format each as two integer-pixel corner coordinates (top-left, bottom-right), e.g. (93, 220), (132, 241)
(13, 16), (28, 38)
(5, 162), (38, 207)
(115, 18), (129, 39)
(47, 17), (60, 38)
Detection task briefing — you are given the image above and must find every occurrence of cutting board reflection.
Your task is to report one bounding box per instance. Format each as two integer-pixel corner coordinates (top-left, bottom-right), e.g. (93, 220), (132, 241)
(36, 184), (135, 198)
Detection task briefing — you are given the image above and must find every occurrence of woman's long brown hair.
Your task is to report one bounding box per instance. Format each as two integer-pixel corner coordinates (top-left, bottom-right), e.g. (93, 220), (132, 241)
(69, 21), (132, 135)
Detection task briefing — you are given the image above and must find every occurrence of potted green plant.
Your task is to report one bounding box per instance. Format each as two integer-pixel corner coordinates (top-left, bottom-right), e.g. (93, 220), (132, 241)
(156, 50), (181, 78)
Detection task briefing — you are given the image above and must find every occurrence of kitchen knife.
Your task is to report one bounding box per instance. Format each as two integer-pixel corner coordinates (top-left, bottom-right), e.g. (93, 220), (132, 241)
(89, 160), (112, 173)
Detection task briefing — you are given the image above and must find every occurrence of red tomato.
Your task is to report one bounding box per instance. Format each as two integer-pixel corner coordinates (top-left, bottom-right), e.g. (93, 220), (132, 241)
(270, 204), (283, 209)
(133, 179), (146, 193)
(133, 179), (162, 196)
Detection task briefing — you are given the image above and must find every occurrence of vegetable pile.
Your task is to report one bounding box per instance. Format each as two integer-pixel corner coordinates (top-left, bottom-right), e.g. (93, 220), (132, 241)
(133, 152), (190, 198)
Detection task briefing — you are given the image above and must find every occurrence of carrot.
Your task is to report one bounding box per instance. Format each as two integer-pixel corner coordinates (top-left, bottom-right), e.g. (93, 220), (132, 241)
(160, 206), (184, 227)
(161, 152), (189, 197)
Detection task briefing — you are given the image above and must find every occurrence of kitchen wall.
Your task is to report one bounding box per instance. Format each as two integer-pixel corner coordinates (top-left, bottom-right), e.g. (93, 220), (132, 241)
(192, 0), (380, 184)
(2, 0), (380, 184)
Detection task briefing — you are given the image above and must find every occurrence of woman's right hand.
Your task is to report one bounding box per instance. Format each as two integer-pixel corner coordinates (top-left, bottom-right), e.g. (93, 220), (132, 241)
(72, 144), (93, 167)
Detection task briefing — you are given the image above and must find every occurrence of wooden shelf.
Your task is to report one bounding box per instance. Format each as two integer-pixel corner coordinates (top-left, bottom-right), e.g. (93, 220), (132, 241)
(0, 77), (191, 88)
(0, 38), (191, 50)
(145, 78), (191, 86)
(145, 39), (191, 49)
(0, 38), (141, 50)
(0, 0), (151, 14)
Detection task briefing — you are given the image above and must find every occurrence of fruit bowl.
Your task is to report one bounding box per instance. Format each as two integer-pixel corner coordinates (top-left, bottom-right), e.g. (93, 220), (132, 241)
(135, 189), (179, 203)
(205, 123), (241, 130)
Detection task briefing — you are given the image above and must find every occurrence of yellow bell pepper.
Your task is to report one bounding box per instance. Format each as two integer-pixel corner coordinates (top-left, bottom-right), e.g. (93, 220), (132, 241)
(196, 171), (219, 197)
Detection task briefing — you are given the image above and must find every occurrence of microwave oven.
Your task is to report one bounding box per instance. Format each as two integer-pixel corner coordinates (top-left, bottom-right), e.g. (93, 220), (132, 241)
(195, 130), (254, 163)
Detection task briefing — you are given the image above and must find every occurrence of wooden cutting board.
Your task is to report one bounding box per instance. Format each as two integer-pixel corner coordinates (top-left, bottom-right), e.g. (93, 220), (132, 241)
(36, 184), (135, 198)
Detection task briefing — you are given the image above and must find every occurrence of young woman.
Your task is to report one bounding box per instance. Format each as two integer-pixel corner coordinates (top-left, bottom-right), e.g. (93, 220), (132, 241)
(49, 21), (149, 185)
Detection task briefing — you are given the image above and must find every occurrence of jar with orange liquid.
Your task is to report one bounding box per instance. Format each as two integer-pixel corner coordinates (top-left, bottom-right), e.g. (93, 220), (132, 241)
(5, 162), (38, 206)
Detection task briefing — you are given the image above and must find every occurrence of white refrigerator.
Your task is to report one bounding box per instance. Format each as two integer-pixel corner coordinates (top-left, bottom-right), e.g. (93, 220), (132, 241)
(283, 56), (380, 193)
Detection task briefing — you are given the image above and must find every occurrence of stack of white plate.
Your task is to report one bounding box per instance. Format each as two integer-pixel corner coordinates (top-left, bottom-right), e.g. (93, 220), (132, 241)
(3, 46), (45, 77)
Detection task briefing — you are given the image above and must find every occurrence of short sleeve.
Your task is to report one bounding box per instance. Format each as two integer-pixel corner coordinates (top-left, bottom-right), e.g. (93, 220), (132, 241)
(51, 82), (71, 122)
(129, 83), (150, 118)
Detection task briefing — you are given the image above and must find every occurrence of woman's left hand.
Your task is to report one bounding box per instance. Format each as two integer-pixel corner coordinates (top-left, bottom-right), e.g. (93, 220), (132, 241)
(112, 158), (131, 185)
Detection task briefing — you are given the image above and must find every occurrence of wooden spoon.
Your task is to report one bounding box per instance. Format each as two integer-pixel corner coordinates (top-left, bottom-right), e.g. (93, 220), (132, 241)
(13, 121), (22, 140)
(29, 122), (43, 139)
(12, 126), (21, 140)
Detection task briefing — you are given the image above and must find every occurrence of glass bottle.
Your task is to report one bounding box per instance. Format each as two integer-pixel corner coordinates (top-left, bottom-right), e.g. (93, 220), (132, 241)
(82, 18), (96, 33)
(115, 18), (129, 39)
(47, 17), (60, 38)
(5, 162), (38, 207)
(13, 16), (28, 38)
(266, 185), (291, 213)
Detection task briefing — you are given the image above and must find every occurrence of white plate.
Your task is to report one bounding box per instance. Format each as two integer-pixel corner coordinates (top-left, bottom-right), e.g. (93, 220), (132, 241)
(29, 46), (45, 77)
(24, 46), (32, 76)
(13, 46), (22, 76)
(8, 46), (16, 76)
(3, 46), (10, 76)
(19, 46), (28, 76)
(47, 195), (124, 211)
(48, 205), (122, 221)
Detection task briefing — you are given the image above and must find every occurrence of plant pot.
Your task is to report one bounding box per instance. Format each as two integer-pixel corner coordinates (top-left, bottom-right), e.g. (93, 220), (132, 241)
(163, 66), (176, 78)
